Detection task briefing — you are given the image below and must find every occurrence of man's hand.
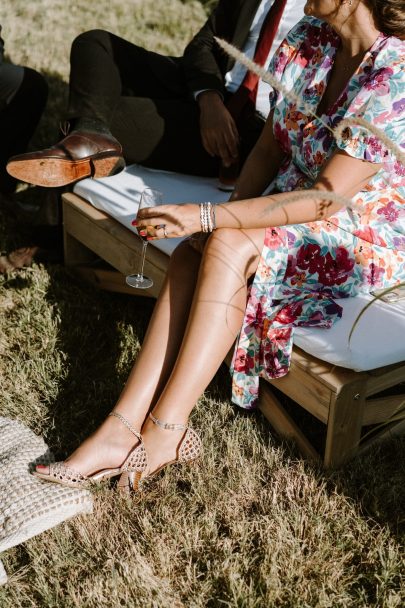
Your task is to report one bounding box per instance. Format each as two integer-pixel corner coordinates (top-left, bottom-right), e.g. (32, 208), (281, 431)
(198, 91), (239, 167)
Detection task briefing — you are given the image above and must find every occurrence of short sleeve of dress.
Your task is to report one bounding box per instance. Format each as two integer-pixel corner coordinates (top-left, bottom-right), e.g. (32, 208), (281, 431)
(337, 40), (405, 168)
(268, 16), (317, 112)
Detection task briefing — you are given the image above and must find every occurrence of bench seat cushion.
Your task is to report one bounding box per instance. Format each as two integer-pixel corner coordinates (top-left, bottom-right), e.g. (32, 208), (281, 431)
(73, 165), (405, 372)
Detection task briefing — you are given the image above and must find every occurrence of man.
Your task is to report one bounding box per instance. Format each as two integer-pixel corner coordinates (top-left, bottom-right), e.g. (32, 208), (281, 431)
(7, 0), (305, 189)
(0, 25), (47, 200)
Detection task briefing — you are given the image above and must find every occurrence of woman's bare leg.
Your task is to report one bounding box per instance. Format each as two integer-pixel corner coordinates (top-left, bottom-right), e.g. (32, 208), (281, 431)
(139, 227), (266, 474)
(39, 241), (203, 476)
(37, 227), (265, 477)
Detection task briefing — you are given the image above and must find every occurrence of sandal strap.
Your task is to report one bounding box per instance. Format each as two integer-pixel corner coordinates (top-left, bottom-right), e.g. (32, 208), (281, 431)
(108, 411), (142, 441)
(149, 412), (188, 431)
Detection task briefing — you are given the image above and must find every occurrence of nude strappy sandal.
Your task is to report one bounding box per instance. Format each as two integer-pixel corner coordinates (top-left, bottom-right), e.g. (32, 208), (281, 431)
(32, 411), (142, 489)
(117, 412), (203, 494)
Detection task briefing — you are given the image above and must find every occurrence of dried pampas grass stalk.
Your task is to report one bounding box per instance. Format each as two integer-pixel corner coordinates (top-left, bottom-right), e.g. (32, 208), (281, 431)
(263, 189), (356, 218)
(214, 37), (334, 134)
(215, 38), (405, 168)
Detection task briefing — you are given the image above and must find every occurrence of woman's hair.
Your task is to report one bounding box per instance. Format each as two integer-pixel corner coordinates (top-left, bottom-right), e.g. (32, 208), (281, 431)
(367, 0), (405, 39)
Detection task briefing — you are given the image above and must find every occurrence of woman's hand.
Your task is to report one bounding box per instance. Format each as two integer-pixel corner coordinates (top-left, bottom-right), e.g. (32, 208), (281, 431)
(132, 203), (201, 240)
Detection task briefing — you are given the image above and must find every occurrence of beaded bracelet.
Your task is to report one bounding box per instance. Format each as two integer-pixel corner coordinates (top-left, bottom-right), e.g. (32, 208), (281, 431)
(199, 201), (217, 232)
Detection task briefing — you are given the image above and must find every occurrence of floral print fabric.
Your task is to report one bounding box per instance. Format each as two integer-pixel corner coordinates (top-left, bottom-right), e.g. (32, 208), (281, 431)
(231, 17), (405, 409)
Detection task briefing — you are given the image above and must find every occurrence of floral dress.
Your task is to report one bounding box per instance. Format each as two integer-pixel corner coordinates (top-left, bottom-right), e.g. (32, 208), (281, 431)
(231, 16), (405, 409)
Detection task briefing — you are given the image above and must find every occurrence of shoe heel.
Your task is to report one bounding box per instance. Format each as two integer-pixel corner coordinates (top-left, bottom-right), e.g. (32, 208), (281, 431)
(117, 470), (133, 495)
(91, 155), (125, 179)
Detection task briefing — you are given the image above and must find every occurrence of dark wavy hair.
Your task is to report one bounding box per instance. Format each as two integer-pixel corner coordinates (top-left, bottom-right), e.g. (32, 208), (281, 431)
(367, 0), (405, 38)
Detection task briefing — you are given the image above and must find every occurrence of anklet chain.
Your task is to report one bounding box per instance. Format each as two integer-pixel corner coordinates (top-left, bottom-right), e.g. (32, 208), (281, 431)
(149, 412), (188, 431)
(108, 411), (142, 440)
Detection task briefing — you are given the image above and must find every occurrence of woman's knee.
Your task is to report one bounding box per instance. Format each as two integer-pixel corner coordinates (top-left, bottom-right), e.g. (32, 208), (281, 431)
(204, 228), (264, 276)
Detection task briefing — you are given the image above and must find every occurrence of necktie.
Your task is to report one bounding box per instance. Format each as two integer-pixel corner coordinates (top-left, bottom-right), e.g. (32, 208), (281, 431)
(227, 0), (288, 121)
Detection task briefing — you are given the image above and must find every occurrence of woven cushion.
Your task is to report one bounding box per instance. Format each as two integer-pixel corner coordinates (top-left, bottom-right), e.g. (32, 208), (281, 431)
(74, 165), (405, 371)
(0, 417), (93, 584)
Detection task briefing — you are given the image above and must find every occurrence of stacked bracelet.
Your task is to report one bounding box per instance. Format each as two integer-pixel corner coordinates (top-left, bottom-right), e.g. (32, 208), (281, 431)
(199, 201), (217, 233)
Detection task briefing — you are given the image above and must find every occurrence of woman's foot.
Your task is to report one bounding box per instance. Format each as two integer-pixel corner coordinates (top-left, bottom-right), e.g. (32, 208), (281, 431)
(139, 416), (188, 477)
(35, 412), (141, 479)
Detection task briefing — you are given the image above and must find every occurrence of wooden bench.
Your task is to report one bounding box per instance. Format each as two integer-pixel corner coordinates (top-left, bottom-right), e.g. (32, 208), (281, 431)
(62, 191), (405, 468)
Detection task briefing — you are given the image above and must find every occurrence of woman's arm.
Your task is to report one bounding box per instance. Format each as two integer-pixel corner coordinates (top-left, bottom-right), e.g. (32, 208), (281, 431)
(229, 110), (286, 201)
(136, 137), (380, 238)
(215, 149), (381, 230)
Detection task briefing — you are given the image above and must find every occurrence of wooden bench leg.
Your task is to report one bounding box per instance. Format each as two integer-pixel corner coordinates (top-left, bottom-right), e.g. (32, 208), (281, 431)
(324, 379), (367, 468)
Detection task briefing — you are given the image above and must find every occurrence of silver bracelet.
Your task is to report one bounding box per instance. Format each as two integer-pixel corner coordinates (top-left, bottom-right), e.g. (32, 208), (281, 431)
(199, 201), (216, 233)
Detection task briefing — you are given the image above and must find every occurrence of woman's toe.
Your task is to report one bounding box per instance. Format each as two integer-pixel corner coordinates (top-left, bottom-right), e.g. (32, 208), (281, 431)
(35, 464), (50, 475)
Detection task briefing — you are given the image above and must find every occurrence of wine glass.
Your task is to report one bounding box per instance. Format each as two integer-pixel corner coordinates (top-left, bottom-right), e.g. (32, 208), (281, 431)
(126, 187), (163, 289)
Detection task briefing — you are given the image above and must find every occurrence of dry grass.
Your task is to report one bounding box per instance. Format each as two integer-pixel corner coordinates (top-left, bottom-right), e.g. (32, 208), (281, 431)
(0, 1), (404, 606)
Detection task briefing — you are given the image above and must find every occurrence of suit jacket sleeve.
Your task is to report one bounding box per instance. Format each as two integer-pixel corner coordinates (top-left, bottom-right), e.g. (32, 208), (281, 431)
(182, 0), (243, 98)
(0, 26), (4, 65)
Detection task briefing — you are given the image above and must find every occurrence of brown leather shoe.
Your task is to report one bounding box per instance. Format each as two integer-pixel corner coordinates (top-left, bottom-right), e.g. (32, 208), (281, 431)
(6, 131), (125, 187)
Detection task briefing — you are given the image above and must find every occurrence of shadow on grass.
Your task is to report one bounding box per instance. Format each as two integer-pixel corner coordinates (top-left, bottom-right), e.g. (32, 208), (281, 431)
(256, 388), (405, 540)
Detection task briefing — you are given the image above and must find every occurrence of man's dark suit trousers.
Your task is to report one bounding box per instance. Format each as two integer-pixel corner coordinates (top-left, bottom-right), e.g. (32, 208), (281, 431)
(67, 29), (264, 177)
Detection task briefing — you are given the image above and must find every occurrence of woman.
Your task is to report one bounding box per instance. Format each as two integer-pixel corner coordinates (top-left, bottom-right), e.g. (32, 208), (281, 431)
(34, 0), (405, 490)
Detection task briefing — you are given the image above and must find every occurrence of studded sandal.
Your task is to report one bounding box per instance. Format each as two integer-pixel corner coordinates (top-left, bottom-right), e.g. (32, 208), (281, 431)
(32, 411), (142, 489)
(117, 412), (203, 493)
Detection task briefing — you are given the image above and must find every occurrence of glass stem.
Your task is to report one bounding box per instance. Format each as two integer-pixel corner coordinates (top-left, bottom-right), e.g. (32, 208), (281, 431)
(137, 240), (149, 278)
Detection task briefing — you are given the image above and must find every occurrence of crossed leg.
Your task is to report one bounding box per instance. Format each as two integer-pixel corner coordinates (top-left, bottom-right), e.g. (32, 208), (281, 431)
(40, 227), (266, 477)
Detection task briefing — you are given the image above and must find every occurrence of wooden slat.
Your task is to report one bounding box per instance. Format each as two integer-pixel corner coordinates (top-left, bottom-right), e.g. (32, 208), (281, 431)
(291, 347), (364, 393)
(63, 193), (169, 298)
(324, 379), (367, 468)
(358, 419), (405, 455)
(363, 394), (405, 425)
(73, 266), (154, 298)
(267, 363), (332, 423)
(366, 364), (405, 397)
(259, 382), (321, 462)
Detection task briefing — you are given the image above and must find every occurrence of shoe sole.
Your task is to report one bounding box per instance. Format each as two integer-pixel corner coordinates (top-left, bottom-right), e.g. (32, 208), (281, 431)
(7, 154), (125, 188)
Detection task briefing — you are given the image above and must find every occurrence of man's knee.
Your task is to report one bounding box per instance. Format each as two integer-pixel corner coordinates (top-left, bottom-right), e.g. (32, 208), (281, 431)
(71, 29), (111, 58)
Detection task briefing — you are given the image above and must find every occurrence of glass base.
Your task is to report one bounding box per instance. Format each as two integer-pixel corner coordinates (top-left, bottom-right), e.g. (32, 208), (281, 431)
(125, 274), (153, 289)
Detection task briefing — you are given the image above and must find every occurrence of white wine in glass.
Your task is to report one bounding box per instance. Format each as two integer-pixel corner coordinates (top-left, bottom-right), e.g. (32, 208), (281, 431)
(126, 188), (163, 289)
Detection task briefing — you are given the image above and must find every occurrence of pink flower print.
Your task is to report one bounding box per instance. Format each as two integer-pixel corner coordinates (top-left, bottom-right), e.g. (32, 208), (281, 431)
(266, 228), (286, 250)
(393, 236), (405, 250)
(317, 247), (354, 287)
(354, 226), (387, 247)
(393, 161), (405, 177)
(274, 302), (303, 325)
(296, 243), (322, 273)
(285, 254), (297, 279)
(233, 348), (255, 373)
(377, 201), (400, 222)
(243, 299), (267, 339)
(274, 122), (291, 153)
(366, 262), (385, 287)
(367, 136), (384, 157)
(392, 98), (405, 116)
(365, 67), (393, 95)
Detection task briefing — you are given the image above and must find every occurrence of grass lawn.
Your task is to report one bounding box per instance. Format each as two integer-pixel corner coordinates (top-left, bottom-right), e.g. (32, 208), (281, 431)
(0, 1), (404, 606)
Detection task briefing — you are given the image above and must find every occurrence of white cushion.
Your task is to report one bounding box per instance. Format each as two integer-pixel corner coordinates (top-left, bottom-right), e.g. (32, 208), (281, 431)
(294, 295), (405, 371)
(74, 164), (227, 257)
(74, 165), (405, 371)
